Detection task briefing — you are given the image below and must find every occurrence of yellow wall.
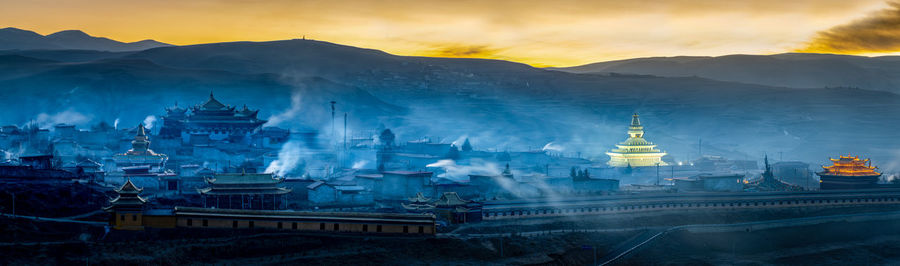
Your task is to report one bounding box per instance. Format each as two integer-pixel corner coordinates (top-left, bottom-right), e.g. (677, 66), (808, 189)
(175, 217), (434, 235)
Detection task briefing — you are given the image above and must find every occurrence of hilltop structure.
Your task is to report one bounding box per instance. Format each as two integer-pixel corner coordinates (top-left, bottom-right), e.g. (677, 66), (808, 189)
(606, 113), (667, 167)
(817, 155), (881, 190)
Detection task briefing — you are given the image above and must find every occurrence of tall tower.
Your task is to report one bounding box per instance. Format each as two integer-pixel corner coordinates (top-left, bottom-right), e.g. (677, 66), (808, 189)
(606, 113), (668, 167)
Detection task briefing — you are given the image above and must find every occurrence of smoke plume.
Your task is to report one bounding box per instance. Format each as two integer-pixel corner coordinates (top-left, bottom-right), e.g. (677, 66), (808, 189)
(265, 140), (306, 176)
(265, 92), (303, 128)
(35, 109), (92, 129)
(142, 115), (157, 129)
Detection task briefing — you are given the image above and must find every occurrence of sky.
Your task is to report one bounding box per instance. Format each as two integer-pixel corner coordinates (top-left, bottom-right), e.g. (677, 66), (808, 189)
(3, 0), (900, 67)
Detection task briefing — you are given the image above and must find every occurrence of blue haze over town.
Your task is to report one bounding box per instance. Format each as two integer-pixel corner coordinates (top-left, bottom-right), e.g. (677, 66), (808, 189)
(3, 22), (900, 264)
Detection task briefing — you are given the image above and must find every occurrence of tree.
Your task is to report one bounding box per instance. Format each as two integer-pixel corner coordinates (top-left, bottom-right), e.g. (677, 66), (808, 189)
(379, 129), (395, 148)
(583, 169), (590, 179)
(570, 167), (578, 178)
(461, 138), (473, 152)
(445, 144), (460, 160)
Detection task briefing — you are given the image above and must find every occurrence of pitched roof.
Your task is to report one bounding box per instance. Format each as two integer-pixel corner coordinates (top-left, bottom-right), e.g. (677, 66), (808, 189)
(307, 180), (327, 190)
(116, 179), (143, 193)
(208, 172), (282, 185)
(200, 92), (227, 110)
(76, 159), (102, 167)
(408, 192), (431, 203)
(433, 192), (469, 207)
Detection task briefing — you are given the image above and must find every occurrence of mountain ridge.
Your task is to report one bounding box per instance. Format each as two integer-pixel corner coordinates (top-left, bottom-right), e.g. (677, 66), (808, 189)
(0, 27), (171, 52)
(551, 53), (900, 93)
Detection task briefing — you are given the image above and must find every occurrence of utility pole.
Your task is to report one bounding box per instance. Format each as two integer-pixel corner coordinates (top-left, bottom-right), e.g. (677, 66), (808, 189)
(343, 113), (347, 151)
(656, 162), (660, 186)
(330, 101), (336, 148)
(698, 138), (702, 158)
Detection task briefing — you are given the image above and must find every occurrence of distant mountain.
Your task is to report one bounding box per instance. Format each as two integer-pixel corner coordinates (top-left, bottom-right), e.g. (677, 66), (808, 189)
(0, 27), (171, 52)
(2, 40), (900, 166)
(552, 53), (900, 93)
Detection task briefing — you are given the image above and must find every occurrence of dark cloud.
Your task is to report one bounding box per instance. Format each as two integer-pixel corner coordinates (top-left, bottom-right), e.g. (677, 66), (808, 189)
(428, 44), (502, 58)
(798, 1), (900, 53)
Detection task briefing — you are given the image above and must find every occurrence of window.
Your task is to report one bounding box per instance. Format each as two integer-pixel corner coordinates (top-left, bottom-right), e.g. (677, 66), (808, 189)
(132, 215), (138, 221)
(233, 220), (238, 228)
(363, 224), (369, 232)
(187, 219), (193, 226)
(333, 223), (339, 231)
(403, 226), (409, 233)
(377, 225), (383, 232)
(120, 215), (125, 221)
(278, 222), (283, 229)
(249, 221), (254, 228)
(320, 223), (326, 230)
(203, 219), (208, 227)
(418, 226), (424, 234)
(292, 222), (297, 230)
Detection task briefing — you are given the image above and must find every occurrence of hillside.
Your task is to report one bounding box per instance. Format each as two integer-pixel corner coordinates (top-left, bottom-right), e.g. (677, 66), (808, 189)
(1, 40), (900, 166)
(553, 53), (900, 93)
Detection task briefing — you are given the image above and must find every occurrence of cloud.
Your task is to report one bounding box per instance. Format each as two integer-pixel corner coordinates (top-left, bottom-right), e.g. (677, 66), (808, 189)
(8, 0), (885, 66)
(427, 44), (502, 58)
(797, 1), (900, 54)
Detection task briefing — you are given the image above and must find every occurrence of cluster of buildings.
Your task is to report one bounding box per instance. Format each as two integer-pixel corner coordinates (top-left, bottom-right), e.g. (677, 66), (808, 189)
(1, 93), (896, 232)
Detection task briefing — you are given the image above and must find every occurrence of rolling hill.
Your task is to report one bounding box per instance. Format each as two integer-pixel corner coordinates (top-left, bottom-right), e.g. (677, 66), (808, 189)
(1, 38), (899, 166)
(0, 27), (171, 52)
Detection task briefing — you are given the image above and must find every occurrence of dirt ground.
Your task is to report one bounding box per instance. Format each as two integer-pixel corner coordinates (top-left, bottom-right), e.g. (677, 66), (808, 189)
(0, 227), (638, 265)
(4, 180), (900, 265)
(623, 219), (900, 265)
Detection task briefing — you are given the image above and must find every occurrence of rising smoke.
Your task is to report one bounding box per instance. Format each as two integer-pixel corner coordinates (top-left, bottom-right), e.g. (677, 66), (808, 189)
(34, 109), (92, 129)
(265, 92), (303, 128)
(143, 115), (157, 129)
(265, 140), (308, 176)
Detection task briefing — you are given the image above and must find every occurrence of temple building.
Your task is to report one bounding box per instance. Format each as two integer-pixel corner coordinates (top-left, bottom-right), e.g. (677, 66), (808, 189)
(199, 170), (291, 210)
(817, 155), (881, 190)
(113, 124), (168, 171)
(606, 113), (668, 167)
(159, 92), (267, 143)
(158, 102), (187, 139)
(104, 179), (147, 230)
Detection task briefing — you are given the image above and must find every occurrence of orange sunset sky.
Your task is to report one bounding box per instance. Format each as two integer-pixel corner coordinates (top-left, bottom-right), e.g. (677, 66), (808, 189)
(4, 0), (900, 67)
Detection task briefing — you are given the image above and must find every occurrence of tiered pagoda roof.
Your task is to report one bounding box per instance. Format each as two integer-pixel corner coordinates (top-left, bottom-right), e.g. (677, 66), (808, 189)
(104, 179), (146, 212)
(113, 124), (167, 164)
(402, 192), (471, 211)
(178, 92), (267, 131)
(821, 155), (881, 177)
(606, 113), (668, 167)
